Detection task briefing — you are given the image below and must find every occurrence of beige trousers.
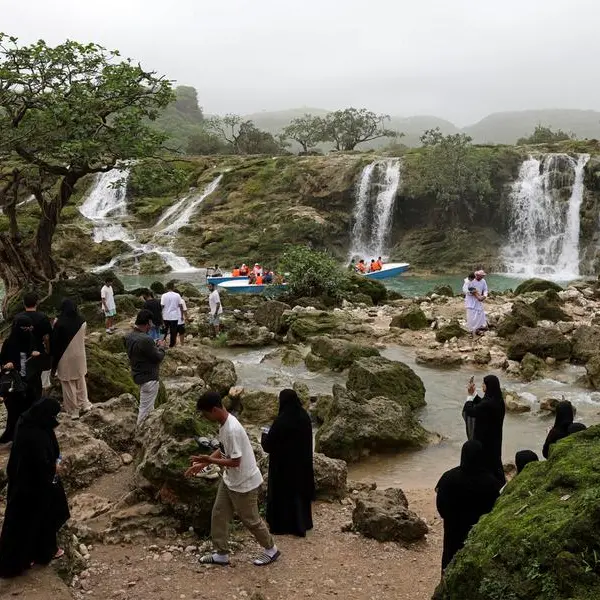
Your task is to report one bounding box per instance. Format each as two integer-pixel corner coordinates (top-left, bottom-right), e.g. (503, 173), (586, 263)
(60, 377), (91, 414)
(212, 479), (273, 554)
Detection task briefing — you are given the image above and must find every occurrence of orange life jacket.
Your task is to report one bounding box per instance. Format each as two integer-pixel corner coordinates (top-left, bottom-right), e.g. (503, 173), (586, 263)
(256, 275), (263, 285)
(357, 263), (366, 273)
(232, 269), (240, 277)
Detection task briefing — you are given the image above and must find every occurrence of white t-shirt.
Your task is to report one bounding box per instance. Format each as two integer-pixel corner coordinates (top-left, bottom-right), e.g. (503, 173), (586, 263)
(178, 298), (188, 325)
(100, 285), (116, 311)
(161, 291), (183, 321)
(219, 414), (263, 493)
(209, 290), (223, 315)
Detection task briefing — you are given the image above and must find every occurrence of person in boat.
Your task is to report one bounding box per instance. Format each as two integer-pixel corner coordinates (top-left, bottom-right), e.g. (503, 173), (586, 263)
(212, 264), (223, 277)
(462, 269), (488, 336)
(436, 440), (500, 573)
(253, 263), (262, 277)
(369, 259), (376, 272)
(542, 400), (583, 459)
(232, 266), (241, 277)
(377, 256), (384, 269)
(240, 264), (249, 276)
(356, 259), (367, 273)
(255, 273), (264, 285)
(263, 269), (273, 284)
(248, 272), (257, 284)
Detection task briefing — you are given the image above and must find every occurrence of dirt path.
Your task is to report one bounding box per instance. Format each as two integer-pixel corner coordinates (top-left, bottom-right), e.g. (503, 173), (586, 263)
(74, 490), (442, 600)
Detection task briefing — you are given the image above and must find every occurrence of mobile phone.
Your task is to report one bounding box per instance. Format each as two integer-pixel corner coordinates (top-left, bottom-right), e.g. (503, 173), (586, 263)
(468, 376), (474, 385)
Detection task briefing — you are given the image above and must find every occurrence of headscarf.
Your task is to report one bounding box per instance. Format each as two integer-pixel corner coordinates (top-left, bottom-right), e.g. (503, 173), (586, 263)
(568, 422), (587, 434)
(278, 388), (303, 415)
(553, 401), (574, 433)
(483, 375), (503, 403)
(51, 298), (85, 372)
(20, 397), (61, 430)
(475, 270), (486, 277)
(515, 450), (539, 474)
(460, 440), (486, 475)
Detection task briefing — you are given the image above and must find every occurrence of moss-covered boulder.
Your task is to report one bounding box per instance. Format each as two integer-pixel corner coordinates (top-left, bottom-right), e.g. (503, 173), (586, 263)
(150, 281), (166, 295)
(285, 310), (343, 342)
(435, 319), (467, 343)
(390, 306), (429, 330)
(531, 294), (571, 322)
(431, 284), (454, 297)
(224, 324), (274, 347)
(309, 336), (380, 371)
(435, 425), (600, 600)
(167, 280), (201, 299)
(520, 352), (546, 381)
(514, 278), (563, 296)
(344, 275), (387, 305)
(253, 300), (291, 334)
(315, 385), (430, 462)
(85, 342), (138, 402)
(347, 356), (426, 411)
(585, 354), (600, 389)
(507, 327), (571, 361)
(114, 294), (144, 318)
(98, 332), (127, 354)
(497, 301), (537, 338)
(571, 326), (600, 364)
(234, 390), (279, 425)
(310, 394), (334, 425)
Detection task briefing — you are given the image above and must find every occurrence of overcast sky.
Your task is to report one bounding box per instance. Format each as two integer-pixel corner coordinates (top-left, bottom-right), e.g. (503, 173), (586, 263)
(3, 0), (599, 125)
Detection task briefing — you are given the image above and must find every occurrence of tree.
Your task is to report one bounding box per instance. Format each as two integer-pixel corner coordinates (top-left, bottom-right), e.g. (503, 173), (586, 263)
(206, 114), (248, 152)
(322, 108), (398, 151)
(517, 125), (573, 145)
(206, 115), (284, 154)
(186, 130), (229, 155)
(173, 86), (203, 122)
(0, 34), (173, 312)
(282, 114), (326, 153)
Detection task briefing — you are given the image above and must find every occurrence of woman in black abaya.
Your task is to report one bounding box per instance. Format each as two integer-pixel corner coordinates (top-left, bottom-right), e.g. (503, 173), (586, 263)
(0, 398), (70, 578)
(542, 400), (580, 459)
(436, 440), (501, 572)
(463, 374), (506, 485)
(261, 389), (315, 537)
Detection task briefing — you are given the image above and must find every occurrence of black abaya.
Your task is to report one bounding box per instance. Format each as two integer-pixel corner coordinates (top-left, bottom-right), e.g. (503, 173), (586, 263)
(261, 389), (315, 537)
(436, 440), (501, 572)
(542, 400), (576, 459)
(462, 374), (506, 484)
(0, 398), (70, 578)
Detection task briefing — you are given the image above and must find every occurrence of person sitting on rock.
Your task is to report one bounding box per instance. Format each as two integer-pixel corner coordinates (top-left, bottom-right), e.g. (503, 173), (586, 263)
(542, 400), (582, 459)
(515, 450), (539, 474)
(436, 440), (501, 572)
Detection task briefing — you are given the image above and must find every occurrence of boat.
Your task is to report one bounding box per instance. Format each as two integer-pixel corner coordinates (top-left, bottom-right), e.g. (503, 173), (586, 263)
(363, 262), (410, 280)
(217, 280), (288, 295)
(206, 274), (249, 285)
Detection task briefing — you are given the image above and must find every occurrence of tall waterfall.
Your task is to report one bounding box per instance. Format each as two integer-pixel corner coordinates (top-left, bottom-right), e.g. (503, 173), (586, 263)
(502, 153), (590, 279)
(79, 169), (221, 272)
(349, 158), (401, 259)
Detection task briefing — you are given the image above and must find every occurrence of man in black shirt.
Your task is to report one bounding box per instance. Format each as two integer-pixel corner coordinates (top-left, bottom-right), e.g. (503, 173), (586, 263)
(142, 291), (163, 342)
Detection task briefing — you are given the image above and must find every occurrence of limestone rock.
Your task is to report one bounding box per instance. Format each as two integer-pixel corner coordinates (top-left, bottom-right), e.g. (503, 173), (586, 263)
(69, 493), (114, 523)
(347, 356), (426, 411)
(261, 345), (305, 366)
(206, 359), (237, 396)
(531, 293), (571, 323)
(286, 310), (343, 342)
(586, 354), (600, 389)
(304, 352), (328, 371)
(496, 301), (537, 338)
(539, 395), (564, 412)
(504, 392), (532, 413)
(352, 487), (428, 543)
(225, 324), (274, 347)
(415, 349), (463, 367)
(474, 348), (492, 365)
(309, 336), (380, 371)
(313, 452), (347, 500)
(507, 327), (571, 361)
(310, 394), (334, 424)
(514, 278), (563, 295)
(571, 326), (600, 364)
(253, 300), (292, 334)
(390, 306), (429, 330)
(520, 352), (546, 382)
(435, 319), (467, 343)
(236, 390), (279, 425)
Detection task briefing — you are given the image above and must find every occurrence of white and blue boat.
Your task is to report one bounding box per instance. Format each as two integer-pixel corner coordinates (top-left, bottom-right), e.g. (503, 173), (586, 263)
(217, 280), (288, 295)
(207, 274), (249, 285)
(363, 262), (410, 280)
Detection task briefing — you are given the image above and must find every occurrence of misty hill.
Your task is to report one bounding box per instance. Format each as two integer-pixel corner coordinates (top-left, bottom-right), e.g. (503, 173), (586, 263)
(464, 109), (600, 144)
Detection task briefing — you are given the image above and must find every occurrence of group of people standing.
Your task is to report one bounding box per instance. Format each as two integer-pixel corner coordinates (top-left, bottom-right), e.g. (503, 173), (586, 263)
(436, 373), (587, 572)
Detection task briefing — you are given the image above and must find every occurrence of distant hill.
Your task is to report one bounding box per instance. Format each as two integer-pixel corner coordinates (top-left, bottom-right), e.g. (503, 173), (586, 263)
(463, 109), (600, 144)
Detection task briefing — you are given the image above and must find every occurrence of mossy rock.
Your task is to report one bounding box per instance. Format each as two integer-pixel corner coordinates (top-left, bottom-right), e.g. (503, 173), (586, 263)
(532, 295), (571, 322)
(98, 332), (127, 354)
(514, 278), (564, 296)
(79, 302), (105, 328)
(572, 326), (600, 364)
(168, 280), (201, 299)
(310, 394), (334, 425)
(431, 284), (454, 297)
(585, 354), (600, 389)
(507, 327), (571, 361)
(390, 306), (429, 330)
(310, 336), (380, 371)
(521, 352), (546, 381)
(286, 311), (342, 342)
(115, 294), (144, 317)
(435, 319), (467, 343)
(347, 356), (426, 411)
(304, 352), (328, 372)
(126, 287), (152, 298)
(238, 390), (280, 425)
(436, 425), (600, 600)
(344, 275), (387, 305)
(150, 281), (166, 295)
(85, 342), (138, 403)
(253, 300), (291, 334)
(497, 301), (538, 338)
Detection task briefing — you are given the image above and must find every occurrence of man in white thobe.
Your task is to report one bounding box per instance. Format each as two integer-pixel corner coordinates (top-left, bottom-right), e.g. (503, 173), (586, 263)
(462, 270), (488, 334)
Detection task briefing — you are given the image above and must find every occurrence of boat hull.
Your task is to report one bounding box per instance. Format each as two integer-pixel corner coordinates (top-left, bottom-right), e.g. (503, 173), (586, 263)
(363, 263), (410, 280)
(207, 275), (249, 285)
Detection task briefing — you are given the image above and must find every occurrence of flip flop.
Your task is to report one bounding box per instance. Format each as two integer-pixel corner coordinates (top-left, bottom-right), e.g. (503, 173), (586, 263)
(253, 550), (281, 566)
(199, 554), (230, 566)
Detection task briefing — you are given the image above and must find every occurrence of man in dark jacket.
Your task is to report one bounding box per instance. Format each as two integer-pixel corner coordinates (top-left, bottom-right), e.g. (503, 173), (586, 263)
(125, 310), (166, 426)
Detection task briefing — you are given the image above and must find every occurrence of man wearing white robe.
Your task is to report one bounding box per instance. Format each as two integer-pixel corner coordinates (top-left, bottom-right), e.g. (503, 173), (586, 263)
(462, 270), (488, 334)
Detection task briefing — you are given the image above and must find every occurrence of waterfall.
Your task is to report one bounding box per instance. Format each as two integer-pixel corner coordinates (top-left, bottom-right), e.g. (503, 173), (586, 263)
(79, 169), (221, 273)
(349, 158), (401, 259)
(502, 153), (590, 279)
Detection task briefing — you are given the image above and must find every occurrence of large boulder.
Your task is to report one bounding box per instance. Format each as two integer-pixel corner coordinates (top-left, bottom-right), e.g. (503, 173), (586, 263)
(137, 397), (220, 534)
(586, 354), (600, 389)
(313, 452), (347, 500)
(571, 326), (600, 364)
(309, 336), (380, 372)
(435, 425), (600, 600)
(415, 349), (463, 368)
(497, 301), (538, 338)
(431, 284), (454, 297)
(352, 487), (428, 543)
(435, 319), (467, 343)
(514, 278), (563, 296)
(507, 327), (571, 361)
(206, 359), (237, 396)
(285, 310), (343, 342)
(231, 390), (279, 425)
(315, 385), (430, 462)
(520, 352), (546, 381)
(347, 356), (426, 411)
(390, 306), (428, 330)
(531, 294), (571, 322)
(85, 342), (138, 403)
(253, 300), (291, 334)
(80, 393), (138, 453)
(225, 324), (274, 347)
(344, 275), (388, 305)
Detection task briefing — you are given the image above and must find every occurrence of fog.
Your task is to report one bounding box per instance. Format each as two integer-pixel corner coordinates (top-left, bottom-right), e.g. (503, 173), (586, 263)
(3, 0), (599, 124)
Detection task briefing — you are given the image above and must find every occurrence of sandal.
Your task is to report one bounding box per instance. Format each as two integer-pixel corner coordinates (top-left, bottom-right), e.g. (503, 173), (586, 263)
(53, 548), (65, 560)
(253, 550), (281, 566)
(199, 553), (229, 566)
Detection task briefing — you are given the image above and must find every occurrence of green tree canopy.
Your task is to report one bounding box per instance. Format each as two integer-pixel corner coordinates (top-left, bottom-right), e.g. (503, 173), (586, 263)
(206, 114), (285, 155)
(517, 124), (573, 145)
(282, 114), (326, 153)
(173, 85), (203, 121)
(322, 108), (399, 151)
(0, 33), (173, 311)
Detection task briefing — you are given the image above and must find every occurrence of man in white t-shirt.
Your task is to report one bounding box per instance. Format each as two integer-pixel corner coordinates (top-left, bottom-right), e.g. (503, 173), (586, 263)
(186, 391), (280, 567)
(100, 277), (117, 334)
(160, 282), (184, 348)
(207, 283), (223, 338)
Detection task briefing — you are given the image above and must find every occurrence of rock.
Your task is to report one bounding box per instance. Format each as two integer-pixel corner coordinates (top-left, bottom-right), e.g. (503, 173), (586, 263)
(69, 493), (113, 522)
(507, 327), (571, 361)
(347, 356), (426, 411)
(175, 366), (196, 377)
(504, 392), (532, 413)
(206, 360), (237, 396)
(496, 301), (537, 338)
(571, 326), (600, 364)
(80, 393), (138, 453)
(474, 348), (492, 365)
(261, 345), (305, 366)
(225, 324), (274, 347)
(540, 395), (563, 412)
(435, 425), (600, 600)
(304, 352), (328, 371)
(315, 385), (430, 462)
(557, 321), (577, 335)
(235, 390), (279, 425)
(514, 278), (563, 296)
(85, 342), (138, 403)
(520, 352), (546, 382)
(166, 280), (201, 299)
(293, 381), (310, 405)
(286, 310), (343, 342)
(344, 275), (388, 305)
(586, 354), (600, 389)
(531, 294), (571, 322)
(390, 306), (429, 330)
(351, 487), (428, 543)
(98, 332), (127, 354)
(310, 395), (333, 424)
(114, 294), (144, 320)
(313, 452), (347, 500)
(415, 349), (463, 367)
(430, 285), (454, 297)
(253, 300), (292, 334)
(121, 453), (134, 465)
(309, 336), (380, 371)
(435, 319), (467, 343)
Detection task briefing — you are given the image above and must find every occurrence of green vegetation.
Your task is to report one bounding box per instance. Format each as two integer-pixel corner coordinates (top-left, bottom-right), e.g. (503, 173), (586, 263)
(517, 124), (573, 145)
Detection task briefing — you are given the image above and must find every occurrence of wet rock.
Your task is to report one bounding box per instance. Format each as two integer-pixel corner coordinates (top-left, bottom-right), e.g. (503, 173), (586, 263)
(415, 349), (463, 367)
(285, 310), (344, 342)
(435, 319), (467, 343)
(586, 354), (600, 389)
(225, 324), (274, 347)
(571, 326), (600, 364)
(504, 392), (532, 413)
(496, 301), (537, 338)
(85, 342), (138, 403)
(253, 300), (292, 334)
(304, 352), (328, 371)
(507, 327), (571, 361)
(234, 390), (279, 425)
(520, 353), (546, 382)
(390, 306), (429, 330)
(514, 278), (563, 296)
(261, 345), (305, 366)
(351, 487), (428, 543)
(347, 356), (426, 411)
(315, 385), (430, 462)
(309, 336), (380, 371)
(532, 293), (571, 322)
(310, 394), (334, 424)
(474, 348), (492, 365)
(206, 359), (237, 396)
(539, 394), (565, 412)
(313, 452), (347, 500)
(80, 393), (137, 453)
